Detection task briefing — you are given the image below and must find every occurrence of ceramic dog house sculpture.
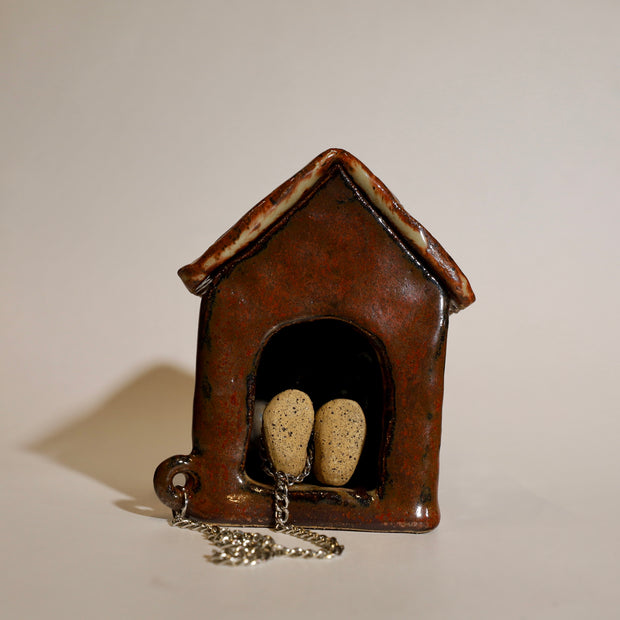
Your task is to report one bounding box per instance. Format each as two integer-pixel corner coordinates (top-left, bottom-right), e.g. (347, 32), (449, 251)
(154, 148), (475, 532)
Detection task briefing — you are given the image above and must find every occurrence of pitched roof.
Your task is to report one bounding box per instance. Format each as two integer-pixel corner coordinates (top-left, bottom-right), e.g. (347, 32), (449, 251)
(178, 148), (475, 312)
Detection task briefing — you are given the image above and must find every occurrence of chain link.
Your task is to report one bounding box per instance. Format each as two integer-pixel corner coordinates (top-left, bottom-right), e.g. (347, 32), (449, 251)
(169, 443), (344, 566)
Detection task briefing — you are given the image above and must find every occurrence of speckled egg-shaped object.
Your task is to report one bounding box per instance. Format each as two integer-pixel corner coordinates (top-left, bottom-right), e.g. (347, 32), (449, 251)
(313, 399), (366, 486)
(262, 389), (314, 476)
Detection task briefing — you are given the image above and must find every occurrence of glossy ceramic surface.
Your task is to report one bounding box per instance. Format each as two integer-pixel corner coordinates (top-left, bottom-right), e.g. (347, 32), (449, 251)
(154, 149), (475, 532)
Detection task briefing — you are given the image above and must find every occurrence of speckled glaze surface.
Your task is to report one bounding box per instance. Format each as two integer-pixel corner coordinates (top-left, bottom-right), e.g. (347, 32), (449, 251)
(262, 389), (314, 477)
(313, 399), (367, 486)
(154, 149), (475, 532)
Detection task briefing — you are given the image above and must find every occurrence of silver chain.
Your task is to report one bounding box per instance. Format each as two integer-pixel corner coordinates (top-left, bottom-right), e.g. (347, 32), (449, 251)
(169, 446), (344, 566)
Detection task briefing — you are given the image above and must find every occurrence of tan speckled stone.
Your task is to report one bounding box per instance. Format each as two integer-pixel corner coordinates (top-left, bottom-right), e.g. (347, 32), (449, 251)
(313, 399), (366, 486)
(262, 389), (314, 476)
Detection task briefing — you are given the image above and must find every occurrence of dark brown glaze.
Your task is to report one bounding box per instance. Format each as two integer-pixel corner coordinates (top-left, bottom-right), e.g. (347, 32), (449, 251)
(155, 154), (474, 532)
(177, 148), (475, 313)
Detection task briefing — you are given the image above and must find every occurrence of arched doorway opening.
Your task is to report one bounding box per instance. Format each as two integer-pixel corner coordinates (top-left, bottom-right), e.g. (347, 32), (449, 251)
(246, 318), (393, 491)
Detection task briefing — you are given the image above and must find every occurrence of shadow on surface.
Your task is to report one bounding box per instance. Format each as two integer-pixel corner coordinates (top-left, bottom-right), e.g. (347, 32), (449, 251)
(28, 364), (194, 519)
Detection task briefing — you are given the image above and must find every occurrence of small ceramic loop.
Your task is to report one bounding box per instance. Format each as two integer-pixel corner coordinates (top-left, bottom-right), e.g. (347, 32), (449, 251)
(153, 454), (199, 513)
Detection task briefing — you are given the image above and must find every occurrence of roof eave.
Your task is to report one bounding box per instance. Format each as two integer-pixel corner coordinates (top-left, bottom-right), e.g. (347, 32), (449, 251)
(178, 148), (475, 312)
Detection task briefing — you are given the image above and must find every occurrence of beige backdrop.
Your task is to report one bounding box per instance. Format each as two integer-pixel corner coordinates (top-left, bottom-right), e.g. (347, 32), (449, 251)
(2, 1), (618, 618)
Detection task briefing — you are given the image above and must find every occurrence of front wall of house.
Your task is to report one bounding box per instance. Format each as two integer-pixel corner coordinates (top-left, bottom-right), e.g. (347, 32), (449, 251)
(190, 167), (449, 531)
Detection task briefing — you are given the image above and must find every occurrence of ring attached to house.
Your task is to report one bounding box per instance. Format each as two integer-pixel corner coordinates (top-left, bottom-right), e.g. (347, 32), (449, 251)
(153, 148), (475, 564)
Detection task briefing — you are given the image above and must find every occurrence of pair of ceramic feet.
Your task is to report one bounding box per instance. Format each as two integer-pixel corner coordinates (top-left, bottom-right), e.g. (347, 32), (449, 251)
(261, 389), (366, 487)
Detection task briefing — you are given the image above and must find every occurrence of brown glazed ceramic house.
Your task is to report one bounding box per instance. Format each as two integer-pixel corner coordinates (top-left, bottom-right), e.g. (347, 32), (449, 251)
(154, 148), (475, 532)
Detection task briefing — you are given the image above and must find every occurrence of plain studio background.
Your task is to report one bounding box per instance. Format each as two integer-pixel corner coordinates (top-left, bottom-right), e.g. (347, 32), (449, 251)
(1, 1), (618, 618)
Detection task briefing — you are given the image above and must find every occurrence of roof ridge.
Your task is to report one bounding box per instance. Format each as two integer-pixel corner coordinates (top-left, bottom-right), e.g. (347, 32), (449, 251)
(178, 149), (475, 312)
